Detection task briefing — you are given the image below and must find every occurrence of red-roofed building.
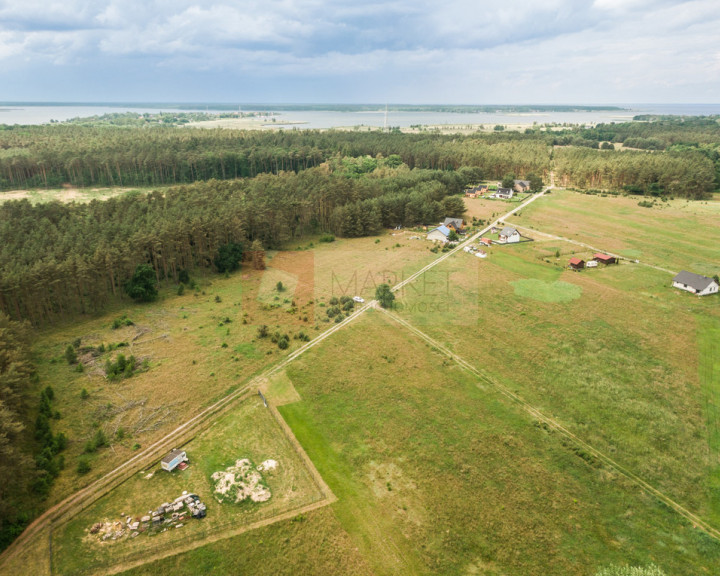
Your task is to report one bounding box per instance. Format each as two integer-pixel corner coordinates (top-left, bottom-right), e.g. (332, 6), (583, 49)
(593, 253), (617, 265)
(479, 238), (493, 247)
(568, 257), (585, 270)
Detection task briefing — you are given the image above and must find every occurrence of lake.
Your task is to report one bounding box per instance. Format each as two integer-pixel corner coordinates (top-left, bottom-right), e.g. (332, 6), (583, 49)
(0, 103), (719, 129)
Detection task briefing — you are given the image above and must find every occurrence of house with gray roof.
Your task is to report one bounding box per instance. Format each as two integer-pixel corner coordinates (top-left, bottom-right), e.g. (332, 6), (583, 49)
(672, 271), (719, 296)
(497, 227), (521, 244)
(513, 180), (531, 193)
(443, 217), (464, 232)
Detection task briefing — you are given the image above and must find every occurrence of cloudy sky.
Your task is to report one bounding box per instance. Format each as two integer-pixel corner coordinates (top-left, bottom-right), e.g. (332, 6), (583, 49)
(0, 0), (718, 103)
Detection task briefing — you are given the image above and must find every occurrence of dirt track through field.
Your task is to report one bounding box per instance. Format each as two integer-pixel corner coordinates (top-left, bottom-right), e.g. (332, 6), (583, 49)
(376, 306), (720, 542)
(5, 186), (717, 575)
(505, 221), (677, 275)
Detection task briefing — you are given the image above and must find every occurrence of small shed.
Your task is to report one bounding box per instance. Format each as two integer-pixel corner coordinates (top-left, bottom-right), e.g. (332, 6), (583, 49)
(161, 449), (188, 472)
(479, 237), (493, 247)
(672, 271), (719, 296)
(593, 253), (617, 265)
(568, 257), (585, 270)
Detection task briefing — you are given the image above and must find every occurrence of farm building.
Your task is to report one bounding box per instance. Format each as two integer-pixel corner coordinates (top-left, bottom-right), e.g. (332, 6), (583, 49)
(494, 188), (514, 200)
(513, 180), (531, 193)
(427, 225), (451, 243)
(464, 185), (487, 198)
(568, 257), (585, 270)
(161, 449), (188, 472)
(593, 253), (617, 265)
(479, 237), (493, 247)
(672, 271), (719, 296)
(497, 227), (521, 244)
(443, 218), (465, 232)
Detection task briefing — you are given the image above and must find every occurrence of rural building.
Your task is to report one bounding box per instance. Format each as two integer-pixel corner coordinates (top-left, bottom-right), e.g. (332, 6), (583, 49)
(443, 217), (465, 232)
(568, 257), (585, 270)
(494, 188), (514, 199)
(427, 225), (451, 243)
(498, 227), (521, 244)
(161, 449), (188, 472)
(464, 185), (488, 198)
(513, 180), (531, 193)
(593, 253), (617, 265)
(479, 237), (493, 247)
(672, 271), (719, 296)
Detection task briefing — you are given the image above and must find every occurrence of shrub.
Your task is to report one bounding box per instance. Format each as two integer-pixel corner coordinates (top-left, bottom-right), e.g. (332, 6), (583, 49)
(319, 234), (335, 243)
(77, 458), (91, 475)
(65, 345), (77, 365)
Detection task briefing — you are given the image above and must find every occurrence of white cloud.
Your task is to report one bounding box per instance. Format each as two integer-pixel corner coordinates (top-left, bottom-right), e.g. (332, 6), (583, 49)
(0, 0), (718, 102)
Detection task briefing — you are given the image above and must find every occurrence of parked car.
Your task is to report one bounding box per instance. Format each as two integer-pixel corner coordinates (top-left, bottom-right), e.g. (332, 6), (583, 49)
(353, 296), (365, 303)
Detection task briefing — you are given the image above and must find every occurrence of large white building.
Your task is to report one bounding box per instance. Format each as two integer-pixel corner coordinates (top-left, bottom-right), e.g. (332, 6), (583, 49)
(672, 271), (719, 296)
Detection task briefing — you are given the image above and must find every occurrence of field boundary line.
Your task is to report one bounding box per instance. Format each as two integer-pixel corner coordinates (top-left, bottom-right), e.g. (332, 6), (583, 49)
(377, 306), (720, 542)
(504, 221), (677, 275)
(0, 189), (549, 571)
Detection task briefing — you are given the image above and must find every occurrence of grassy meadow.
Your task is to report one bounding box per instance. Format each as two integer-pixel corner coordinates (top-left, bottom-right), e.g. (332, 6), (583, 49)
(123, 311), (720, 575)
(18, 228), (439, 506)
(395, 224), (720, 530)
(513, 189), (720, 276)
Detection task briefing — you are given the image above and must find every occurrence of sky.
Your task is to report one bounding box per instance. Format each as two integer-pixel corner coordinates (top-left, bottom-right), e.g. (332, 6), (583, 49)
(0, 0), (719, 104)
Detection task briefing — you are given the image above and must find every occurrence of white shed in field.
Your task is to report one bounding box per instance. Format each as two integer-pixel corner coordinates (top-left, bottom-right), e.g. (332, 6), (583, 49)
(672, 271), (719, 296)
(161, 449), (188, 472)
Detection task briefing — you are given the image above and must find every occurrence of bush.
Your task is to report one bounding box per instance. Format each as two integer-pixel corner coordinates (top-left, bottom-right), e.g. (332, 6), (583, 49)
(329, 296), (339, 306)
(77, 458), (91, 475)
(319, 234), (335, 243)
(125, 264), (158, 302)
(64, 345), (77, 365)
(257, 325), (269, 338)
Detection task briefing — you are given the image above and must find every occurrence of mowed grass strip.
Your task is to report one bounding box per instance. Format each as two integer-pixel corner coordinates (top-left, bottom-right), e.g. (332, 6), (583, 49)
(117, 507), (373, 576)
(280, 312), (719, 575)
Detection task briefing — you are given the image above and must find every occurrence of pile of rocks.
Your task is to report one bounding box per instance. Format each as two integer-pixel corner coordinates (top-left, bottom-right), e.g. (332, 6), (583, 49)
(89, 491), (206, 543)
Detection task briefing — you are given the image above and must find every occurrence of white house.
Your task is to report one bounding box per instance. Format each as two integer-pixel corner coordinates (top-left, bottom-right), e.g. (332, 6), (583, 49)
(497, 227), (521, 244)
(427, 225), (451, 243)
(494, 188), (514, 200)
(672, 271), (719, 296)
(161, 449), (188, 472)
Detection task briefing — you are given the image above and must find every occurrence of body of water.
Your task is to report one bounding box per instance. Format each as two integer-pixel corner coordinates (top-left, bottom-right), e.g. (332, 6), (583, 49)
(0, 103), (719, 129)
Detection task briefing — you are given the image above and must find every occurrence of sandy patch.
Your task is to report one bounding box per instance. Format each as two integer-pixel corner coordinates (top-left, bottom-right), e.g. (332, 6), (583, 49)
(211, 458), (272, 504)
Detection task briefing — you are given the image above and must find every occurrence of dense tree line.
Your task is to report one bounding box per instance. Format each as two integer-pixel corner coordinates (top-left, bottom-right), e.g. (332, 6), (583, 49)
(0, 126), (551, 190)
(0, 314), (45, 550)
(0, 164), (470, 324)
(553, 147), (715, 198)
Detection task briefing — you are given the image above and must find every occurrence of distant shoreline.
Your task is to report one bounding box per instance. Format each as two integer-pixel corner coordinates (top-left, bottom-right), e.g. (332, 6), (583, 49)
(0, 102), (628, 113)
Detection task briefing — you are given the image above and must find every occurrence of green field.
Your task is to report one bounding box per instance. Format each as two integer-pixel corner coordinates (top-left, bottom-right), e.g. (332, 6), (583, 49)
(122, 311), (719, 575)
